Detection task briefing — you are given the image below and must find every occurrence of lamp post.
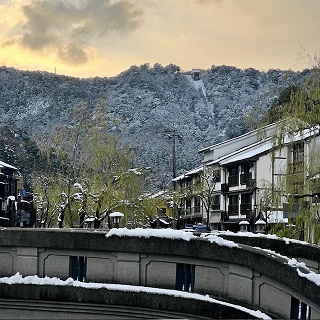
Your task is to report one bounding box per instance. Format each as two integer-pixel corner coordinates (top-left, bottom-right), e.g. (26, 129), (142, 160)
(110, 212), (124, 229)
(253, 204), (258, 218)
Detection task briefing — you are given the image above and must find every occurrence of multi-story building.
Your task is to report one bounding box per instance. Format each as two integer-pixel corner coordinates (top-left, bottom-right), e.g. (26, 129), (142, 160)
(173, 166), (203, 227)
(175, 123), (320, 237)
(0, 160), (23, 226)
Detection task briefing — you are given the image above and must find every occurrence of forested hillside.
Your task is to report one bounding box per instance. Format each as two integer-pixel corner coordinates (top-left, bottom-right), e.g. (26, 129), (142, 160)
(0, 64), (310, 189)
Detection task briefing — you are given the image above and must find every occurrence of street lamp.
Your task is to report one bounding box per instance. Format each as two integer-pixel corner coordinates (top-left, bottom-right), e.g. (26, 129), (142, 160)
(255, 219), (266, 233)
(110, 212), (124, 229)
(239, 220), (250, 232)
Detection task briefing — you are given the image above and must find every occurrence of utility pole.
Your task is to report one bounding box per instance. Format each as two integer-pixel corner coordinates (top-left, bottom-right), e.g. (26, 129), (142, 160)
(166, 129), (182, 228)
(165, 129), (182, 180)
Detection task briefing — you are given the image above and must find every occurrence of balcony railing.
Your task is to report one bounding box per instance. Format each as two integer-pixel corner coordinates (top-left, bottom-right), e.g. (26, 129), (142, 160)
(228, 175), (239, 187)
(221, 183), (229, 193)
(211, 203), (220, 211)
(228, 204), (238, 215)
(287, 163), (304, 175)
(240, 203), (251, 215)
(240, 172), (252, 184)
(246, 179), (256, 189)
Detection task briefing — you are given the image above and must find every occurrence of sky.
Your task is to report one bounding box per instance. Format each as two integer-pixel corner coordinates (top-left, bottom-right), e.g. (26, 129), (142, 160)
(0, 0), (319, 79)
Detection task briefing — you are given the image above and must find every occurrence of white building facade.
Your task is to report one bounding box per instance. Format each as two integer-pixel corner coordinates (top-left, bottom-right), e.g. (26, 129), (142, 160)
(176, 123), (320, 237)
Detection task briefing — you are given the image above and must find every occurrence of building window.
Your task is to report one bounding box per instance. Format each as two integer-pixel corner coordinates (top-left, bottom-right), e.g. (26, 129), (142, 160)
(293, 181), (304, 195)
(228, 195), (238, 215)
(240, 163), (252, 184)
(212, 170), (221, 183)
(240, 194), (252, 215)
(228, 167), (239, 186)
(293, 143), (304, 164)
(1, 200), (6, 212)
(11, 182), (16, 195)
(185, 198), (191, 213)
(241, 163), (252, 173)
(194, 197), (200, 213)
(288, 143), (305, 175)
(176, 263), (195, 292)
(69, 256), (87, 282)
(211, 194), (220, 211)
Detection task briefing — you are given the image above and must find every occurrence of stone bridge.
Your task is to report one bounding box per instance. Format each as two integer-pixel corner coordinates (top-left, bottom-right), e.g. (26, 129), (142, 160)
(0, 228), (319, 319)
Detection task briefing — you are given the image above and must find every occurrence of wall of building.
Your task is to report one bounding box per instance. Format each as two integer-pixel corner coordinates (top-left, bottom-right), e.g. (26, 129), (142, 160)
(256, 153), (272, 186)
(0, 228), (319, 319)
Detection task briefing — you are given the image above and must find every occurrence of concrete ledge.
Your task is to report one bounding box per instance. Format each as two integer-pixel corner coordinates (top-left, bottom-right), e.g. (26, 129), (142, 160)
(0, 228), (319, 318)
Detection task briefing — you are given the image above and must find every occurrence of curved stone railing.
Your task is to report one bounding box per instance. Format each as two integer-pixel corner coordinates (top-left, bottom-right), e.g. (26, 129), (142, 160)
(214, 231), (320, 273)
(0, 281), (266, 319)
(0, 228), (319, 319)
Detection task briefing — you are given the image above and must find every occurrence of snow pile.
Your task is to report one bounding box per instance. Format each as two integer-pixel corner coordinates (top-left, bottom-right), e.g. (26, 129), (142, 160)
(214, 231), (311, 246)
(288, 258), (320, 285)
(296, 268), (320, 286)
(106, 228), (240, 247)
(288, 258), (308, 270)
(0, 273), (270, 319)
(255, 247), (320, 286)
(201, 234), (240, 248)
(281, 237), (310, 245)
(286, 257), (320, 285)
(106, 228), (197, 241)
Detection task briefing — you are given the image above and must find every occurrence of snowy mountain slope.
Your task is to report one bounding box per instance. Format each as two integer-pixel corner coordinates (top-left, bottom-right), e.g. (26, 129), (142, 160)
(0, 64), (310, 188)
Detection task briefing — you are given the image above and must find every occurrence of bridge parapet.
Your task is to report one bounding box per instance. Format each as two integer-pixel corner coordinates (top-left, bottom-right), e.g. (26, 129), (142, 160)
(213, 231), (320, 273)
(0, 228), (318, 319)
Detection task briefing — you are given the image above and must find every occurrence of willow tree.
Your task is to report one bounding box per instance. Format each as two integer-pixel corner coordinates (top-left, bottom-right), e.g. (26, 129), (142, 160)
(33, 101), (149, 228)
(262, 57), (320, 243)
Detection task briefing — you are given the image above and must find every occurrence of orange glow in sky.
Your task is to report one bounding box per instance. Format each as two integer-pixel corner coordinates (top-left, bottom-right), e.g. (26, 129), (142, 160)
(0, 0), (319, 78)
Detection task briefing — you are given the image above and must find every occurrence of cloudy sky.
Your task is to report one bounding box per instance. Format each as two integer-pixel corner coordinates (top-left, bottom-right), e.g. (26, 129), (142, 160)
(0, 0), (319, 78)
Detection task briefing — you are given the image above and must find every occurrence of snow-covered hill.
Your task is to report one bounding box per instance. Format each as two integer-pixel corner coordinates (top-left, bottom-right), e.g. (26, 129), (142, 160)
(0, 64), (310, 189)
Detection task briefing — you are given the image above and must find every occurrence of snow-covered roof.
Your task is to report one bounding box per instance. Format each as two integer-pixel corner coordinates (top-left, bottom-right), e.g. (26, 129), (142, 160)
(206, 138), (272, 166)
(284, 126), (320, 143)
(145, 190), (171, 199)
(109, 212), (124, 218)
(219, 140), (272, 165)
(158, 218), (169, 225)
(199, 122), (277, 154)
(215, 125), (320, 166)
(172, 166), (203, 182)
(0, 160), (18, 171)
